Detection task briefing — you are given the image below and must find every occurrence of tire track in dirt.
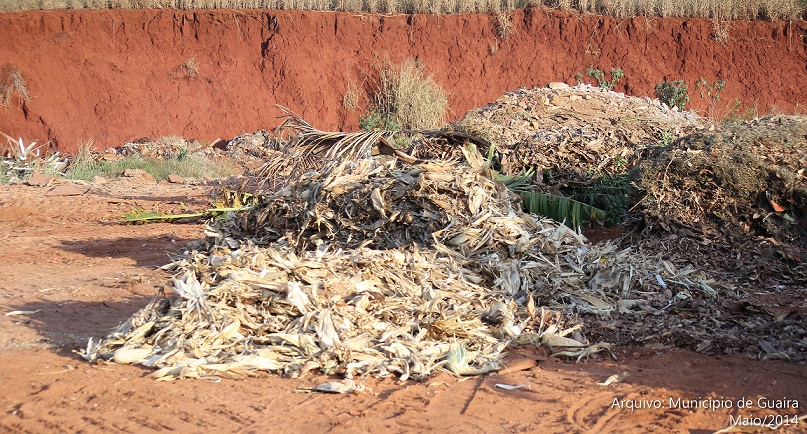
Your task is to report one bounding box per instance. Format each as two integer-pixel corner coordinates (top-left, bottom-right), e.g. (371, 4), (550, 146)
(0, 422), (39, 434)
(565, 391), (619, 433)
(675, 357), (806, 429)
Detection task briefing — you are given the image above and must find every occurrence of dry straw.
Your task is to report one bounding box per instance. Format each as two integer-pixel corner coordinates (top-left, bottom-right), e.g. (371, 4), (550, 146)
(1, 0), (804, 20)
(0, 65), (30, 108)
(84, 110), (723, 381)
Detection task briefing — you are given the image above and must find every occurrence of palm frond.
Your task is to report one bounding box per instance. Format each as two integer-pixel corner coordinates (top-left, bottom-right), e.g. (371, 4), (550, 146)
(493, 168), (535, 194)
(259, 106), (396, 183)
(520, 192), (605, 230)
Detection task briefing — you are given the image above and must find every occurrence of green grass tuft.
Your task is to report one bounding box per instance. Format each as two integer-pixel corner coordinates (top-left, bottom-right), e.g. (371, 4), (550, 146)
(64, 144), (240, 181)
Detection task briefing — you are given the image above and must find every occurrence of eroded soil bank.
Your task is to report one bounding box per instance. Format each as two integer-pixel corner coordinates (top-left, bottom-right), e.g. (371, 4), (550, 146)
(1, 8), (806, 151)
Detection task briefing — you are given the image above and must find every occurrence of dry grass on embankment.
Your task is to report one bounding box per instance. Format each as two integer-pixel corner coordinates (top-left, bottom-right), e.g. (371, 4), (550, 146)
(1, 0), (805, 20)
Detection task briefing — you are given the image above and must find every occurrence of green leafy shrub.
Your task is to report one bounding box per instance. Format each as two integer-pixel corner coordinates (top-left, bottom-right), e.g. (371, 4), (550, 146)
(655, 80), (690, 111)
(695, 78), (725, 103)
(574, 67), (624, 90)
(585, 67), (624, 90)
(570, 174), (629, 225)
(359, 110), (400, 132)
(695, 78), (726, 117)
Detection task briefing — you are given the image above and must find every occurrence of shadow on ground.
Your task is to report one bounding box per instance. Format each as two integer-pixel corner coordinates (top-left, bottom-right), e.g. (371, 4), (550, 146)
(4, 296), (154, 357)
(57, 235), (199, 268)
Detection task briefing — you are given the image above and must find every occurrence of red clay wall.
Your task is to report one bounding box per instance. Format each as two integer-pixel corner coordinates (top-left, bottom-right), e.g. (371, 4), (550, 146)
(1, 8), (806, 151)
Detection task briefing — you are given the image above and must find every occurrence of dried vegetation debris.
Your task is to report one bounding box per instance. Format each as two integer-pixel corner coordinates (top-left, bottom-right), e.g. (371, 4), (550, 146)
(630, 115), (807, 282)
(103, 132), (279, 174)
(452, 86), (805, 360)
(223, 130), (282, 171)
(84, 88), (807, 381)
(453, 83), (702, 187)
(588, 286), (807, 363)
(104, 136), (205, 159)
(84, 135), (724, 380)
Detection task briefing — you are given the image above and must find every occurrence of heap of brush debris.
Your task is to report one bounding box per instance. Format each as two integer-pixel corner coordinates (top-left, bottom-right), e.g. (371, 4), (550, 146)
(453, 83), (702, 188)
(84, 110), (733, 381)
(630, 115), (807, 283)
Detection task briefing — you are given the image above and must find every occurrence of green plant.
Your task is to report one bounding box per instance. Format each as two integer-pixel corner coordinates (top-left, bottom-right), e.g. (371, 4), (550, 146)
(660, 130), (677, 147)
(359, 110), (400, 131)
(570, 174), (629, 226)
(123, 188), (260, 224)
(655, 80), (689, 111)
(177, 145), (190, 161)
(585, 67), (624, 90)
(493, 168), (535, 195)
(520, 192), (606, 230)
(695, 78), (725, 117)
(695, 78), (724, 100)
(64, 142), (239, 181)
(483, 146), (606, 229)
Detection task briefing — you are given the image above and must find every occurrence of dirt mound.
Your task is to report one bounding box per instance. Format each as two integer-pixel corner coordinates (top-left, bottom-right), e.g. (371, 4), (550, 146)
(630, 115), (807, 282)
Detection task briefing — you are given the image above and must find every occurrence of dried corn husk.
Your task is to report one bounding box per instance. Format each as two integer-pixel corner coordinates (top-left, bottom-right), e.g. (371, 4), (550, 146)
(84, 124), (724, 380)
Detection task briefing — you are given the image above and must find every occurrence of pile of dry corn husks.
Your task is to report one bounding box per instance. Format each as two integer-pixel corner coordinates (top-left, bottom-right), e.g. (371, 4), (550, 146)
(84, 145), (722, 381)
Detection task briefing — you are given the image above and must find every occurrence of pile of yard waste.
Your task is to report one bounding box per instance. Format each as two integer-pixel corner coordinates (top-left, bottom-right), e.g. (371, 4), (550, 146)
(83, 112), (725, 380)
(452, 83), (702, 188)
(630, 115), (807, 283)
(454, 87), (805, 360)
(84, 89), (806, 382)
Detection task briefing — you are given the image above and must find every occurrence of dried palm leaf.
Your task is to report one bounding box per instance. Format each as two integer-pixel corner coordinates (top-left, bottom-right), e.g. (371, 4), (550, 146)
(259, 105), (393, 182)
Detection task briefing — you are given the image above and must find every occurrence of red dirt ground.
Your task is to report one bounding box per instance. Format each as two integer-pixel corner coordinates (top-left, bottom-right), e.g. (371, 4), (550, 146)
(0, 180), (805, 433)
(1, 8), (806, 151)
